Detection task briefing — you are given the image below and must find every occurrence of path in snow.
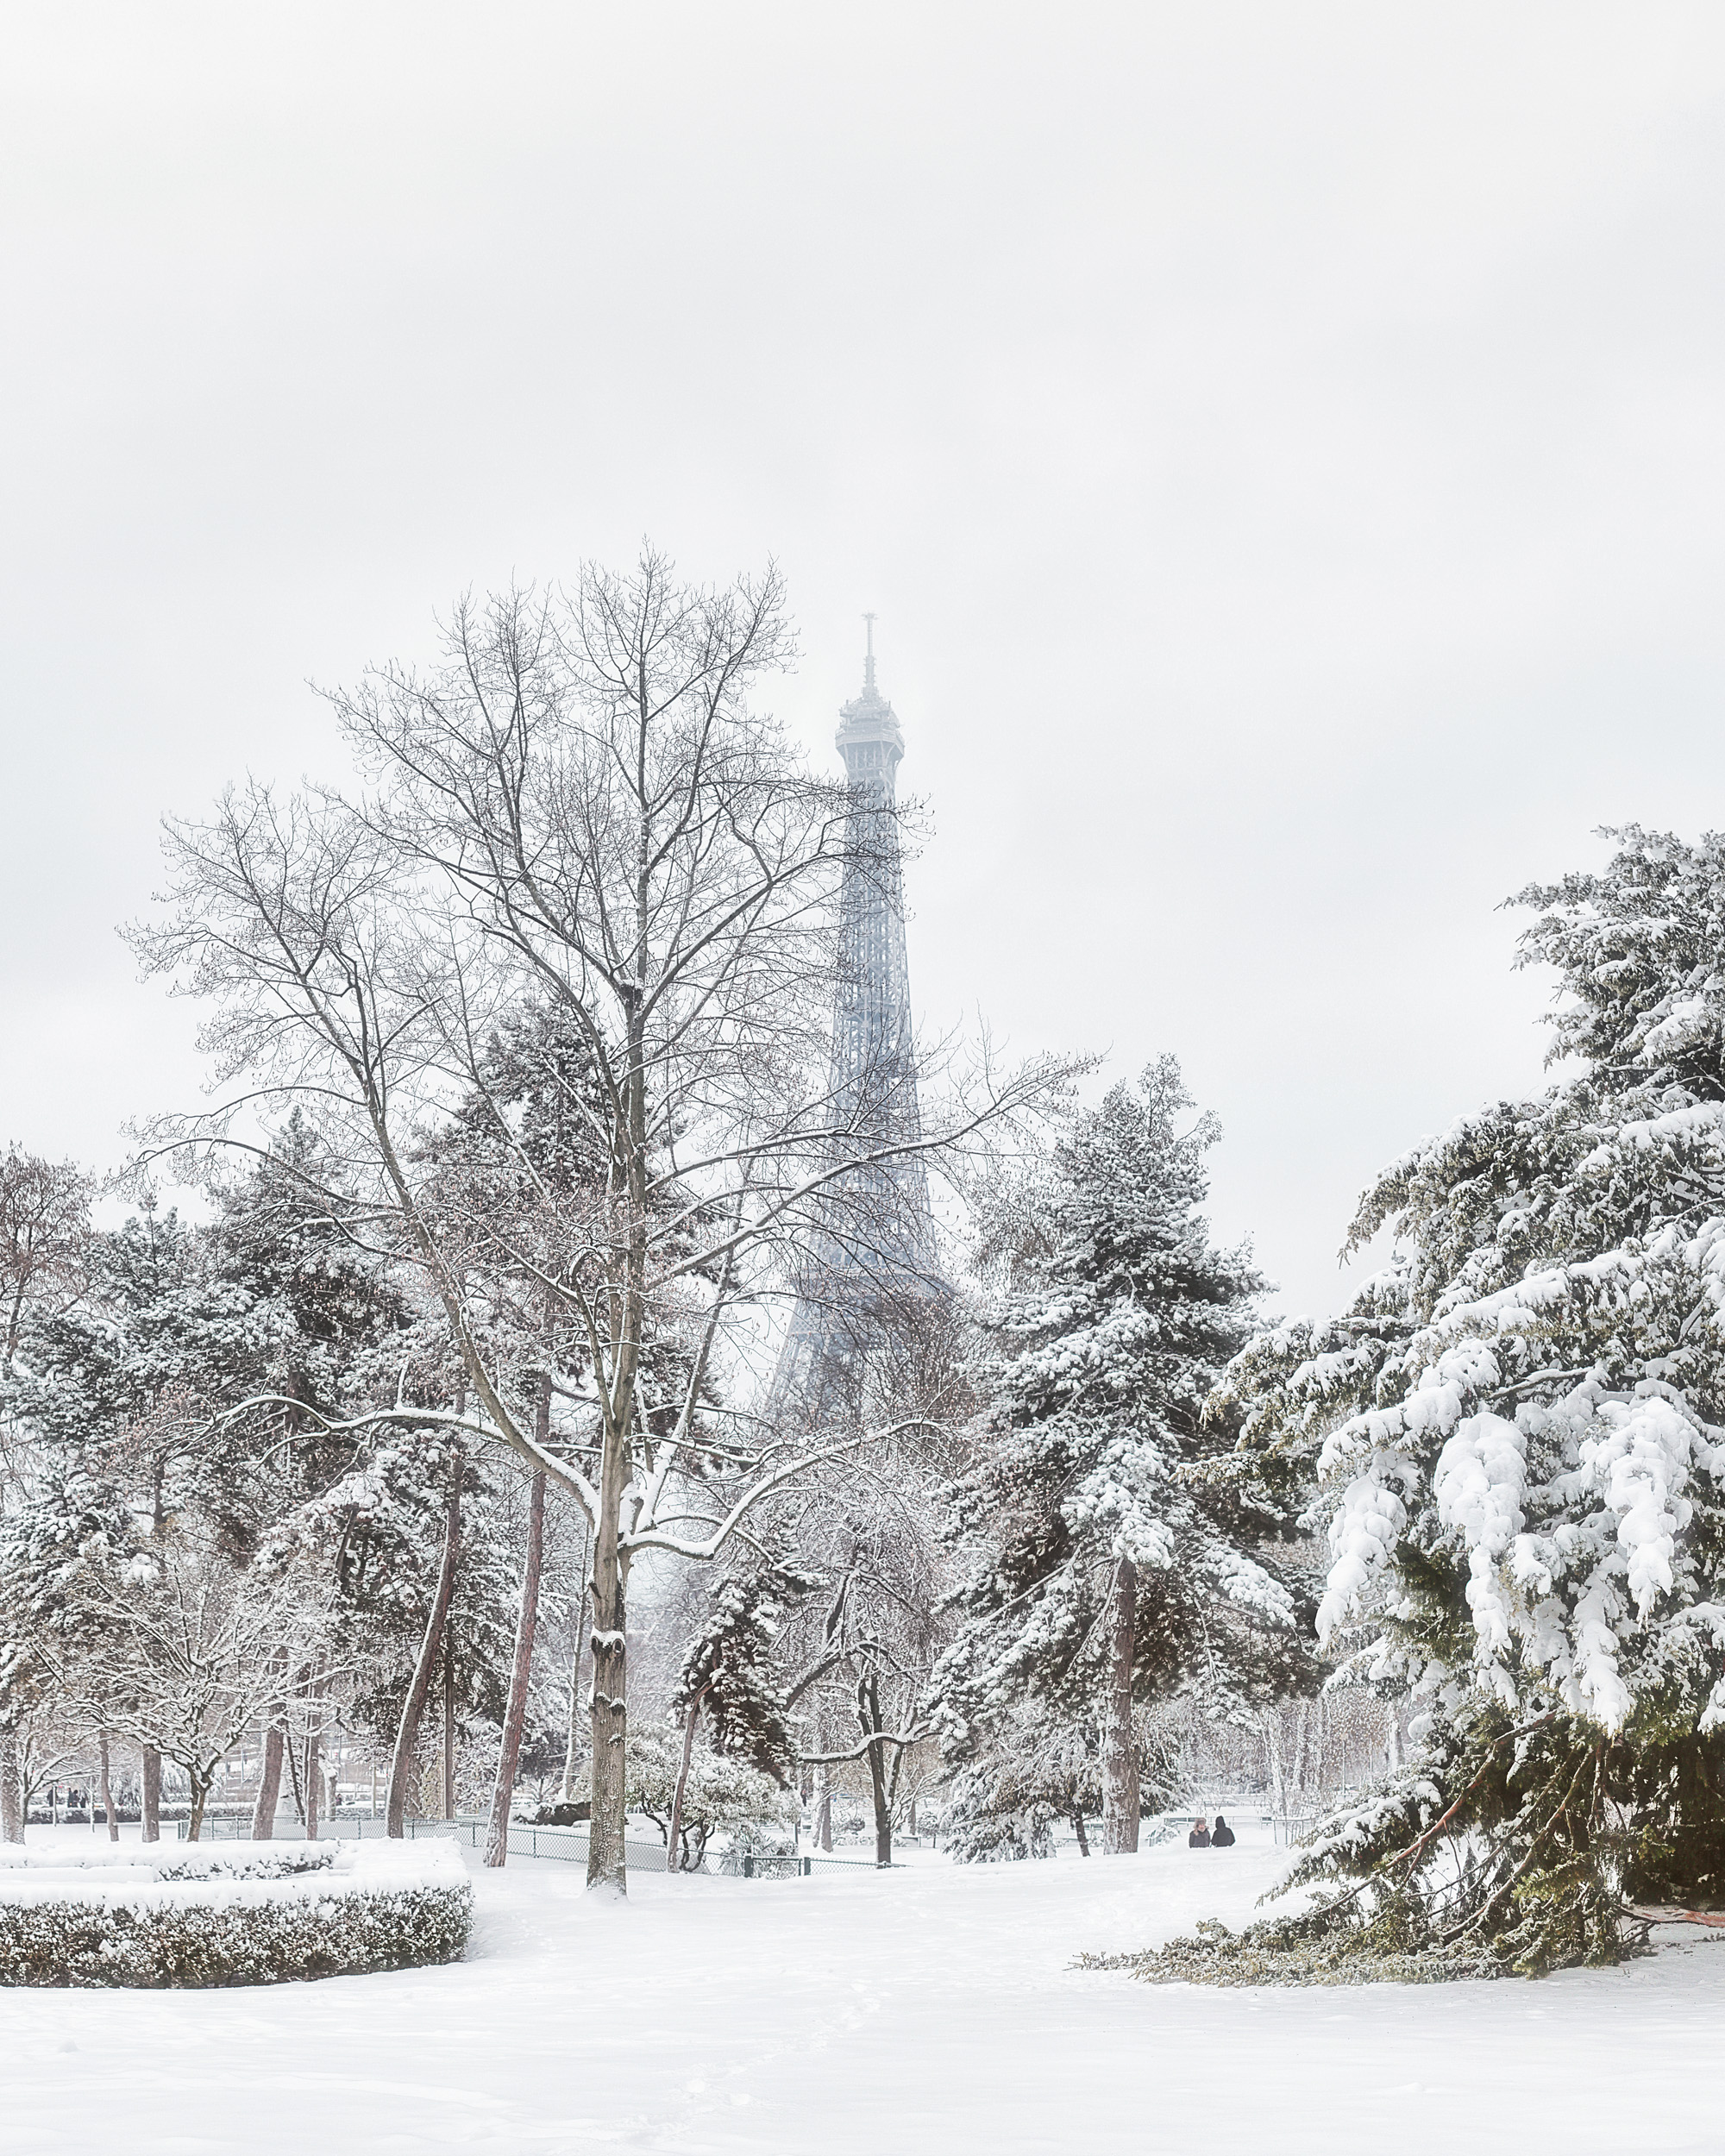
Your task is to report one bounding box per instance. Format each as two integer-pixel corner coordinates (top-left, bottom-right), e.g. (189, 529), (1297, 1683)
(2, 1821), (1722, 2153)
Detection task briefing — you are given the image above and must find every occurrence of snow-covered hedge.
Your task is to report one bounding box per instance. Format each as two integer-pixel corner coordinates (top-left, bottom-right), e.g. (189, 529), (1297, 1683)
(0, 1838), (473, 1988)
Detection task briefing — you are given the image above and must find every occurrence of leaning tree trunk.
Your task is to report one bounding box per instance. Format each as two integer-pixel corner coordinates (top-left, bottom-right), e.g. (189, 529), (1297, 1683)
(1101, 1556), (1140, 1854)
(141, 1745), (161, 1843)
(251, 1714), (285, 1839)
(386, 1445), (462, 1837)
(485, 1446), (548, 1867)
(97, 1731), (118, 1842)
(666, 1683), (712, 1877)
(0, 1724), (21, 1842)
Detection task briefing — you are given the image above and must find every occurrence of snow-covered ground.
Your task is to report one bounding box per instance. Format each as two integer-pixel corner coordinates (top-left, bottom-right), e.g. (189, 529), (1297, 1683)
(3, 1820), (1722, 2153)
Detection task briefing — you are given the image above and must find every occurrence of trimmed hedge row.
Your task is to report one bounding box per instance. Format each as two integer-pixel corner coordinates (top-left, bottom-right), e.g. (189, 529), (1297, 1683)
(0, 1841), (473, 1987)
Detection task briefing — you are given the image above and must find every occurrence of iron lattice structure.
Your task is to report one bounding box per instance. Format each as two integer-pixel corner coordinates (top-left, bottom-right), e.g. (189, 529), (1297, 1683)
(767, 625), (942, 1423)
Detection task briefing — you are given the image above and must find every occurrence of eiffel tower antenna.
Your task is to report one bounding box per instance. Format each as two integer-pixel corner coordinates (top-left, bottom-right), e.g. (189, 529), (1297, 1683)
(862, 612), (877, 693)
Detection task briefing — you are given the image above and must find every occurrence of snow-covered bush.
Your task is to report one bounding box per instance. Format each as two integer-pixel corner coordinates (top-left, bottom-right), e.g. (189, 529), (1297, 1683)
(624, 1726), (798, 1870)
(0, 1838), (472, 1987)
(1218, 829), (1725, 1976)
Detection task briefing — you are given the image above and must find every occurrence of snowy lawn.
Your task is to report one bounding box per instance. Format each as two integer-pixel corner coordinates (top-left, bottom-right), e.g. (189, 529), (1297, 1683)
(3, 1820), (1722, 2153)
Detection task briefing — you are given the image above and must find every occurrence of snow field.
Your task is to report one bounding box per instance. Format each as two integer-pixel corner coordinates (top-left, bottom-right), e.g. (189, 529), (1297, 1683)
(2, 1821), (1723, 2153)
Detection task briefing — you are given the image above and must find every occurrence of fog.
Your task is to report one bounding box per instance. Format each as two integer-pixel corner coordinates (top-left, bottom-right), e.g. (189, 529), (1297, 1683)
(5, 3), (1725, 1313)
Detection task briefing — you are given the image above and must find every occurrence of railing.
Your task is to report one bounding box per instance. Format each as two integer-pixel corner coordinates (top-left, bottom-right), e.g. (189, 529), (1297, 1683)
(172, 1814), (886, 1874)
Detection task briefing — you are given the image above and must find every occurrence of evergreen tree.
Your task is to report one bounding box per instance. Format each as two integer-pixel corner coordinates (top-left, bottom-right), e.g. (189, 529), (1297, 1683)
(1219, 827), (1725, 1974)
(937, 1059), (1302, 1854)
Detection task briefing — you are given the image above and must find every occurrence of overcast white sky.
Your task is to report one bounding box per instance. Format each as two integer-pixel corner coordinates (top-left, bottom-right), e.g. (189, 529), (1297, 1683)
(4, 3), (1725, 1315)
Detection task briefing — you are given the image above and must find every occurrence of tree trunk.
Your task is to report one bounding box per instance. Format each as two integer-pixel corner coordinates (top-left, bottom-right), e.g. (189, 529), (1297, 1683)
(251, 1716), (285, 1839)
(442, 1620), (456, 1820)
(1101, 1556), (1140, 1854)
(0, 1725), (21, 1842)
(815, 1764), (832, 1853)
(485, 1453), (547, 1867)
(861, 1673), (894, 1867)
(586, 1423), (632, 1893)
(560, 1514), (593, 1802)
(1072, 1803), (1090, 1856)
(186, 1766), (210, 1842)
(386, 1445), (462, 1837)
(586, 1568), (629, 1891)
(141, 1745), (161, 1843)
(97, 1731), (118, 1842)
(666, 1685), (708, 1877)
(304, 1720), (321, 1842)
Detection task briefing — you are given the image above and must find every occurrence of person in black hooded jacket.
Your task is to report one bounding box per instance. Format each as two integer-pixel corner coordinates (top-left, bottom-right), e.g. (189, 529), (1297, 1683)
(1210, 1814), (1236, 1847)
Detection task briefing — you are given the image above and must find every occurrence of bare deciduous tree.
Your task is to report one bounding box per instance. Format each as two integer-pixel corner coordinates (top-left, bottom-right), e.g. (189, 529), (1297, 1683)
(133, 549), (1061, 1891)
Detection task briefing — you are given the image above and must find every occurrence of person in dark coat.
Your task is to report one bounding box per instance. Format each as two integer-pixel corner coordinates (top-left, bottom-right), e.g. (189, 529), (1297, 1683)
(1210, 1815), (1236, 1847)
(1188, 1817), (1211, 1848)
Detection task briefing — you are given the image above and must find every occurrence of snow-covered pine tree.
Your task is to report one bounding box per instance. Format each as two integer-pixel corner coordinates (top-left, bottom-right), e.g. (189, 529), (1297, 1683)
(1218, 827), (1725, 1975)
(662, 1569), (807, 1870)
(937, 1058), (1303, 1855)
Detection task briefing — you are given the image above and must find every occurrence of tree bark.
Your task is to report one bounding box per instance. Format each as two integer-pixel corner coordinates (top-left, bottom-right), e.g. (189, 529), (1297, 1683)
(586, 1553), (630, 1891)
(442, 1620), (456, 1820)
(666, 1684), (709, 1877)
(186, 1765), (210, 1841)
(1072, 1805), (1090, 1856)
(585, 1385), (635, 1891)
(97, 1731), (118, 1842)
(560, 1517), (593, 1802)
(814, 1764), (832, 1852)
(1101, 1556), (1140, 1854)
(0, 1725), (21, 1842)
(304, 1719), (321, 1842)
(251, 1715), (285, 1839)
(485, 1453), (547, 1866)
(861, 1673), (894, 1867)
(141, 1745), (161, 1843)
(386, 1445), (462, 1837)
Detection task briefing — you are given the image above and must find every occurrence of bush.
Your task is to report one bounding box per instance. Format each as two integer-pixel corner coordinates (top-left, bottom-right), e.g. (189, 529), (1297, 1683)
(0, 1839), (472, 1988)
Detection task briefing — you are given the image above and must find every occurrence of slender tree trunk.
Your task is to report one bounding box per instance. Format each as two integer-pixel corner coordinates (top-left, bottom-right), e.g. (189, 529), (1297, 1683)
(97, 1731), (118, 1842)
(0, 1725), (21, 1843)
(186, 1766), (210, 1841)
(141, 1745), (161, 1843)
(560, 1518), (593, 1802)
(1266, 1707), (1287, 1827)
(815, 1763), (832, 1853)
(1101, 1556), (1140, 1854)
(386, 1445), (462, 1837)
(666, 1684), (709, 1877)
(304, 1720), (321, 1842)
(1072, 1804), (1090, 1856)
(442, 1625), (456, 1819)
(251, 1715), (285, 1839)
(485, 1451), (547, 1867)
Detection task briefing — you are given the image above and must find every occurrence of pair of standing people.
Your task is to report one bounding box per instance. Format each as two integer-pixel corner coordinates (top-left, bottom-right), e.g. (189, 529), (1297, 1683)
(1187, 1814), (1235, 1848)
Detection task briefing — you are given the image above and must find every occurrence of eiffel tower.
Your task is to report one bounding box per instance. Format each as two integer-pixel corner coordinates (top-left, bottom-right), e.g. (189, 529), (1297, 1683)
(767, 619), (941, 1423)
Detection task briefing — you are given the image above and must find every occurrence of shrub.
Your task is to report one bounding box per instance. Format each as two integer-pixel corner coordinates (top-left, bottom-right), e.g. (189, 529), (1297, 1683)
(0, 1839), (472, 1987)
